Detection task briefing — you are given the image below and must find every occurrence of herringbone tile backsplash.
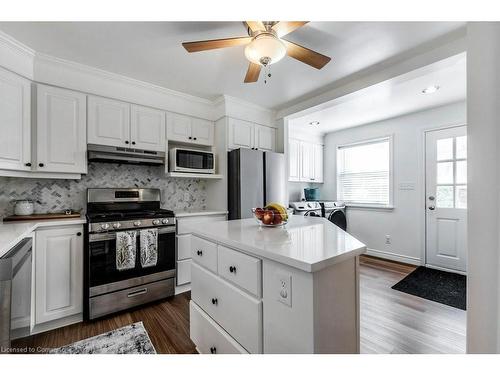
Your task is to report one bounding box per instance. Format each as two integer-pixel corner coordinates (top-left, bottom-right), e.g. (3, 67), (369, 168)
(0, 163), (207, 218)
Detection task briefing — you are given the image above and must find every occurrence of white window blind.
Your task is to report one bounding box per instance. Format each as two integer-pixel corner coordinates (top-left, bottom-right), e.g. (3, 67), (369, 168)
(337, 137), (391, 206)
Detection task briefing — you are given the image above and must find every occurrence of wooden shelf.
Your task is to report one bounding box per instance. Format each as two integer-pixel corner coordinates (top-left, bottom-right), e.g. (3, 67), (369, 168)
(166, 172), (223, 179)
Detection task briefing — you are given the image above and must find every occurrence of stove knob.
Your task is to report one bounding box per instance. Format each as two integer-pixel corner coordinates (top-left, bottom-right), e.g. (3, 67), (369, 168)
(133, 221), (141, 227)
(161, 218), (169, 224)
(100, 223), (110, 230)
(152, 219), (160, 225)
(112, 222), (121, 229)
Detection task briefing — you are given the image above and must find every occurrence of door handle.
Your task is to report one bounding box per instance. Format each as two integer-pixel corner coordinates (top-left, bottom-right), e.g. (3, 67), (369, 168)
(428, 206), (436, 210)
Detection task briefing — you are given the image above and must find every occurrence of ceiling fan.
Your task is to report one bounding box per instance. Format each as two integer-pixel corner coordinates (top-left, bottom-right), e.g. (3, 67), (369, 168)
(182, 21), (331, 83)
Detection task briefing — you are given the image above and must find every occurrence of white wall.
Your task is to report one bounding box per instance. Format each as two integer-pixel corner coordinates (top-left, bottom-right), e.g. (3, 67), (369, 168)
(322, 101), (466, 264)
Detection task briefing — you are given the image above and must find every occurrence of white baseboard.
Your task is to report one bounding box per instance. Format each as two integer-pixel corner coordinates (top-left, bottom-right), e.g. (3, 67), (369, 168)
(175, 283), (191, 295)
(364, 248), (422, 266)
(425, 263), (467, 275)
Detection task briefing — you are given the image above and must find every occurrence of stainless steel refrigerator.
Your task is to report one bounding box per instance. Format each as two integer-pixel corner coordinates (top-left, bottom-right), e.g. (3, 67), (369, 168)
(228, 148), (286, 220)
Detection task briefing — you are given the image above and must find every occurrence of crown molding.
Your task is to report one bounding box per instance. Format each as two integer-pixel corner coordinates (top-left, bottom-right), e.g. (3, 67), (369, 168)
(0, 30), (35, 79)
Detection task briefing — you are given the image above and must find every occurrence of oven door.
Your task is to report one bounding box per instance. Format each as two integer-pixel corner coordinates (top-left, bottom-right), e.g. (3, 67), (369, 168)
(174, 149), (214, 173)
(88, 226), (175, 295)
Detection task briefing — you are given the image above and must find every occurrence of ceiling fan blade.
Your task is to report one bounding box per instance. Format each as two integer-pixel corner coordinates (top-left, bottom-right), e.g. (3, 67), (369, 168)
(245, 21), (266, 33)
(244, 63), (261, 83)
(282, 39), (331, 69)
(271, 21), (309, 38)
(182, 36), (252, 52)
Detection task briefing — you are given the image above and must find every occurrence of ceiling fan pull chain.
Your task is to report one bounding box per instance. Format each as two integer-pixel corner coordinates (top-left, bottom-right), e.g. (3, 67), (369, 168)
(264, 65), (272, 84)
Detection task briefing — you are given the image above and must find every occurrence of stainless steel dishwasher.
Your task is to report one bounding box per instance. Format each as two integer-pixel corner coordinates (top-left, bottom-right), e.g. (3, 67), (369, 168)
(0, 237), (33, 351)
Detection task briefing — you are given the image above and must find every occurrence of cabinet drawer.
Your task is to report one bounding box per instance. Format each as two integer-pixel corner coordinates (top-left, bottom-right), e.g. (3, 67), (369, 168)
(177, 234), (191, 260)
(218, 245), (262, 297)
(191, 263), (262, 353)
(190, 301), (247, 354)
(177, 259), (191, 286)
(191, 236), (217, 273)
(176, 214), (226, 235)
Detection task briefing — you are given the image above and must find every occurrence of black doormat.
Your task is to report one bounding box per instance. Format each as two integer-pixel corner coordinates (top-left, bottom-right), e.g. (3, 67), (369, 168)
(391, 266), (466, 310)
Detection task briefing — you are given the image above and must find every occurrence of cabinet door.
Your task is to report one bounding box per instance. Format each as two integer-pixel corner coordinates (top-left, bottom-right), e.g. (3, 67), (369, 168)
(130, 105), (166, 151)
(254, 125), (276, 152)
(167, 113), (192, 143)
(87, 96), (130, 148)
(35, 226), (83, 324)
(312, 143), (324, 183)
(36, 85), (87, 174)
(0, 68), (31, 171)
(191, 118), (215, 146)
(288, 139), (300, 181)
(300, 141), (313, 181)
(228, 118), (254, 149)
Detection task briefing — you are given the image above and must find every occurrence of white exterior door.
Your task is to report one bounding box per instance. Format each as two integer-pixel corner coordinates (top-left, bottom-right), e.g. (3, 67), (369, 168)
(130, 104), (166, 151)
(87, 96), (130, 148)
(228, 118), (254, 149)
(35, 226), (84, 324)
(36, 85), (87, 174)
(0, 68), (31, 171)
(425, 126), (467, 272)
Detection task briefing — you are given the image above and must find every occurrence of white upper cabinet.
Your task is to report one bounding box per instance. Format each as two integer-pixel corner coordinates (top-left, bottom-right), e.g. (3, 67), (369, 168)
(87, 96), (130, 148)
(228, 117), (276, 151)
(36, 85), (87, 174)
(289, 138), (323, 183)
(130, 105), (166, 151)
(0, 68), (31, 171)
(167, 113), (214, 146)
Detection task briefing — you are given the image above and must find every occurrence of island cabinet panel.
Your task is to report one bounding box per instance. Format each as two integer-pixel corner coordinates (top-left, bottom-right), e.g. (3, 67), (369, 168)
(217, 245), (262, 298)
(191, 236), (218, 274)
(191, 263), (263, 354)
(190, 301), (248, 354)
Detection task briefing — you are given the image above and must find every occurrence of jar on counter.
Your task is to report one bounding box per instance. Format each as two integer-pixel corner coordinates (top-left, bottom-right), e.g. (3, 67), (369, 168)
(14, 199), (34, 216)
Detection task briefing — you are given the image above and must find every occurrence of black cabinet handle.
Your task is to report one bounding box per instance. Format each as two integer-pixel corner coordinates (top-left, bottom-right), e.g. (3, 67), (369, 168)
(188, 136), (192, 140)
(197, 250), (203, 256)
(229, 266), (236, 273)
(132, 141), (136, 145)
(38, 163), (44, 167)
(77, 232), (82, 236)
(193, 137), (197, 140)
(210, 347), (216, 354)
(211, 298), (218, 305)
(125, 140), (129, 144)
(25, 162), (31, 167)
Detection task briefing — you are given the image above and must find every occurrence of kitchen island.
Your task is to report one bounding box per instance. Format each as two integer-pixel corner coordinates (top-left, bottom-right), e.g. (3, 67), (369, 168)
(189, 215), (366, 354)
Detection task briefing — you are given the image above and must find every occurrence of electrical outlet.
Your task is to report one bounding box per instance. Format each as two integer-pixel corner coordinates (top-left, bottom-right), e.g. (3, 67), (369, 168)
(277, 273), (292, 307)
(385, 235), (391, 245)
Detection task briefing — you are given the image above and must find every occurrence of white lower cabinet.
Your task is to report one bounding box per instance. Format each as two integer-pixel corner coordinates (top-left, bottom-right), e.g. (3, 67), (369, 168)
(34, 225), (83, 327)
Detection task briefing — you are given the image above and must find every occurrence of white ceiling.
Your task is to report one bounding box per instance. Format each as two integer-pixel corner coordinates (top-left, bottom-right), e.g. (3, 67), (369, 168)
(0, 21), (465, 110)
(289, 53), (466, 135)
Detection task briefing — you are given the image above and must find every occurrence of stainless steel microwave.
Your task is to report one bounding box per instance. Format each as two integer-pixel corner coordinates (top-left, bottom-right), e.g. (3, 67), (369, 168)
(169, 148), (215, 174)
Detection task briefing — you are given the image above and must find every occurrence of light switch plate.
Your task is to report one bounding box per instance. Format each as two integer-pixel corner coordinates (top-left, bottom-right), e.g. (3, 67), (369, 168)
(277, 273), (292, 307)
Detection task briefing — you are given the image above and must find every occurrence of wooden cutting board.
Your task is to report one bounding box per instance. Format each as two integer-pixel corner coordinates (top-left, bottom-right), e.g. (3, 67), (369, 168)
(3, 212), (81, 222)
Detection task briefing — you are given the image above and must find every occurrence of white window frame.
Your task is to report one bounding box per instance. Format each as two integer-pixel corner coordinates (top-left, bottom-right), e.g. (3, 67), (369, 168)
(336, 135), (394, 209)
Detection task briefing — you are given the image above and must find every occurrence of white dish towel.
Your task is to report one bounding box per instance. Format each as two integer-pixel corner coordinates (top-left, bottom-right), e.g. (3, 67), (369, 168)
(116, 231), (137, 271)
(140, 228), (158, 268)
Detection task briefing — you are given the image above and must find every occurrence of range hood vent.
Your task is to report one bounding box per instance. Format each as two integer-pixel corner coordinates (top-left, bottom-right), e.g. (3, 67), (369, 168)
(87, 144), (165, 166)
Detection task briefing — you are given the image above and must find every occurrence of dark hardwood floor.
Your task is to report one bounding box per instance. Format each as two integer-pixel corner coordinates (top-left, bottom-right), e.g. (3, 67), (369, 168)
(13, 256), (466, 354)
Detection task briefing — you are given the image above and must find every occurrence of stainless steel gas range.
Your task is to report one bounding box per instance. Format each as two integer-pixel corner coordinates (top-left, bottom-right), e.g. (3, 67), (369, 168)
(84, 188), (176, 320)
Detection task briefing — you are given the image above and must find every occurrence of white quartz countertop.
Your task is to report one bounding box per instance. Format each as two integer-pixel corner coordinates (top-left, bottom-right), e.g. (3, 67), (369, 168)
(0, 217), (86, 258)
(191, 216), (366, 272)
(174, 209), (228, 218)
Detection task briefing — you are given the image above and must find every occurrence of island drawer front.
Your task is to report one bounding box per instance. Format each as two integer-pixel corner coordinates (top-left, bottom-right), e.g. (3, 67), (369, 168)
(191, 263), (262, 353)
(190, 301), (248, 354)
(177, 215), (226, 235)
(218, 245), (262, 297)
(191, 235), (218, 273)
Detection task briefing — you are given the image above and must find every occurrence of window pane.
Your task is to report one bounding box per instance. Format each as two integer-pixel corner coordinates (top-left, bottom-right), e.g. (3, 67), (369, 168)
(456, 160), (467, 184)
(455, 185), (467, 209)
(437, 138), (453, 161)
(437, 162), (453, 184)
(456, 136), (467, 159)
(437, 186), (454, 208)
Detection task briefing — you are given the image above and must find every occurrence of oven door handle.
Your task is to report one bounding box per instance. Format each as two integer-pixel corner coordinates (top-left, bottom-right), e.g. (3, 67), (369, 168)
(89, 226), (175, 242)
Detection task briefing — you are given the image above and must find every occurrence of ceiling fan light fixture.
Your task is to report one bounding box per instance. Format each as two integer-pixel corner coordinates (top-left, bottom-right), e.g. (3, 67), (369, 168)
(244, 33), (286, 66)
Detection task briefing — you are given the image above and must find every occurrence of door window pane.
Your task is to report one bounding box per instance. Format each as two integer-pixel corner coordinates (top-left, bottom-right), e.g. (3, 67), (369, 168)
(437, 138), (453, 160)
(436, 186), (454, 208)
(455, 185), (467, 209)
(456, 136), (467, 159)
(456, 160), (467, 184)
(437, 162), (453, 184)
